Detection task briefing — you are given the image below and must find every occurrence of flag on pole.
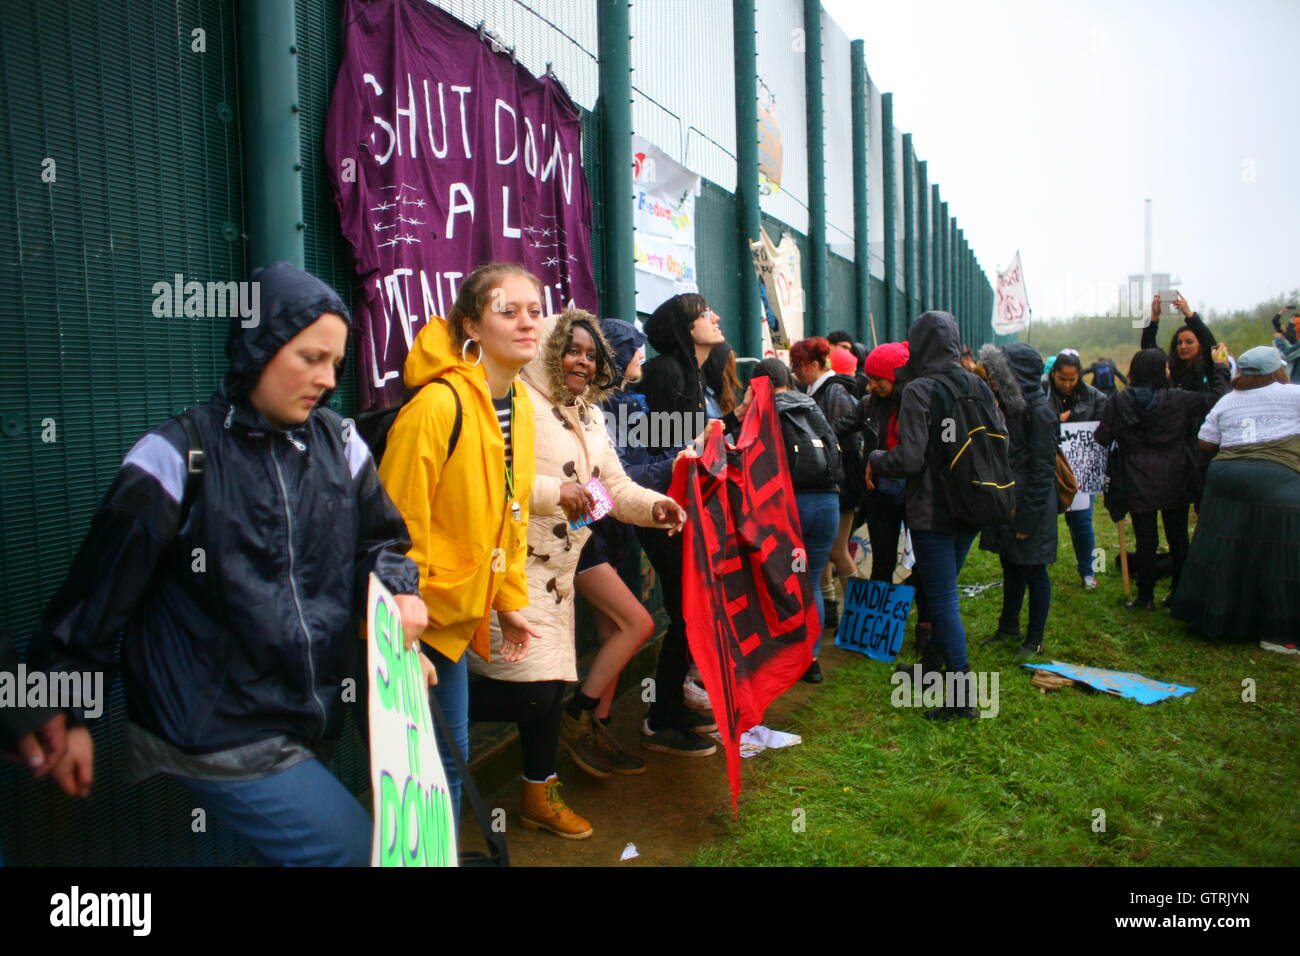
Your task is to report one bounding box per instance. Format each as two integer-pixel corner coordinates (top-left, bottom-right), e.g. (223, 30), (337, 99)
(993, 251), (1031, 335)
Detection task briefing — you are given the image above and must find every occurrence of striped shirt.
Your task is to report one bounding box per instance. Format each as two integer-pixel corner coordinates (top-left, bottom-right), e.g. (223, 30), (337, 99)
(494, 393), (513, 470)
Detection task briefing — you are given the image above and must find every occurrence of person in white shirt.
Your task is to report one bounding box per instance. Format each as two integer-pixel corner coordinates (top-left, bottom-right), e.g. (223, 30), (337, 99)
(1170, 346), (1300, 647)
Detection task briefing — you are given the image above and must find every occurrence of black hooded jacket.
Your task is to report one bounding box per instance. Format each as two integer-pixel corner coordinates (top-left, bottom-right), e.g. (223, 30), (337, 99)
(637, 304), (740, 448)
(30, 262), (420, 756)
(868, 311), (1005, 534)
(979, 344), (1059, 565)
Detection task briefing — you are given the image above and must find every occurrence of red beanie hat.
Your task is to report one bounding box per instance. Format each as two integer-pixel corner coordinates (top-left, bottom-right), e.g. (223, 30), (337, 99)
(829, 346), (858, 376)
(864, 341), (910, 381)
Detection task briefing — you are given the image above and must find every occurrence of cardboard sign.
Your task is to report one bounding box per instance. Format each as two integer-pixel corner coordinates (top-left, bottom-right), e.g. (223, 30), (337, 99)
(1021, 661), (1196, 705)
(1060, 421), (1107, 505)
(834, 579), (915, 663)
(367, 573), (458, 867)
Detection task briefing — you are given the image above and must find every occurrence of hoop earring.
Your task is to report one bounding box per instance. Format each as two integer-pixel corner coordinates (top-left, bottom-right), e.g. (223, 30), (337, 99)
(462, 338), (483, 367)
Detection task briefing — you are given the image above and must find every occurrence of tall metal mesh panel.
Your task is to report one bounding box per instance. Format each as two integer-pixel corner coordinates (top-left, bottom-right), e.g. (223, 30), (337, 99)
(630, 0), (736, 189)
(0, 0), (252, 865)
(867, 78), (884, 280)
(826, 252), (856, 338)
(755, 0), (808, 234)
(821, 10), (854, 260)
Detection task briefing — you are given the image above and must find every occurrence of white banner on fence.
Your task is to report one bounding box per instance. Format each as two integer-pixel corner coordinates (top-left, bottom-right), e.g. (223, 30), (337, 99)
(1060, 421), (1107, 511)
(633, 135), (701, 315)
(993, 251), (1031, 335)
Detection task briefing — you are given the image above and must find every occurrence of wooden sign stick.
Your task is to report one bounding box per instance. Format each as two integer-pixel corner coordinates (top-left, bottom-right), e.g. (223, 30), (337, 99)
(1116, 519), (1131, 597)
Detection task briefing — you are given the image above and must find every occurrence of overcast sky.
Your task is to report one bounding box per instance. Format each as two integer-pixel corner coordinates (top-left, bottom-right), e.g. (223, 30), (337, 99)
(822, 0), (1300, 321)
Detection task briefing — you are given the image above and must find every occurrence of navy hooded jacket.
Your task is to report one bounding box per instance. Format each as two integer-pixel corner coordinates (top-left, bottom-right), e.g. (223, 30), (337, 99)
(30, 263), (420, 755)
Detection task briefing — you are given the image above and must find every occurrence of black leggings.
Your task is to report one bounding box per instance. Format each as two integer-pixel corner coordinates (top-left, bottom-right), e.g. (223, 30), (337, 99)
(1131, 506), (1190, 602)
(999, 558), (1051, 642)
(637, 526), (689, 732)
(470, 678), (566, 781)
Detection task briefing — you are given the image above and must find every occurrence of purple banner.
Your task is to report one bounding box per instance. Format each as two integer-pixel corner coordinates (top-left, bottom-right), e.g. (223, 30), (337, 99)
(326, 0), (599, 411)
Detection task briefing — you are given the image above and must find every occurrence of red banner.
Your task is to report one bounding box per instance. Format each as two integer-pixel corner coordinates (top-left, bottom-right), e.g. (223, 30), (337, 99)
(667, 376), (817, 813)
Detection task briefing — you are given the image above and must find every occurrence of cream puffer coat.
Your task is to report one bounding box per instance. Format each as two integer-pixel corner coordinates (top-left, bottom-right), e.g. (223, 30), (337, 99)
(469, 311), (675, 683)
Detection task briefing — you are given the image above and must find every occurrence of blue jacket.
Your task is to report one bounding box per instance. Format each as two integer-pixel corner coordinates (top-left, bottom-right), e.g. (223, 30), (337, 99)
(30, 263), (419, 754)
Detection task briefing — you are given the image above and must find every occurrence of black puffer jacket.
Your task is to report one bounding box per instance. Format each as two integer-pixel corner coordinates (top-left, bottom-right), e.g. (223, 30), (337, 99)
(30, 262), (420, 754)
(868, 311), (1005, 534)
(980, 344), (1059, 566)
(1093, 367), (1229, 514)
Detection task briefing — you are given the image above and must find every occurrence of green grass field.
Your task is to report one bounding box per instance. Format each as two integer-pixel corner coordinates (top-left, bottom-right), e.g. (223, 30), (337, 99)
(692, 513), (1300, 867)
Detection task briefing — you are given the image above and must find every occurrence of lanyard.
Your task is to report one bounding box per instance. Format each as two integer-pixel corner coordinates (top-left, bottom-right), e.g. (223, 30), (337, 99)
(503, 387), (520, 521)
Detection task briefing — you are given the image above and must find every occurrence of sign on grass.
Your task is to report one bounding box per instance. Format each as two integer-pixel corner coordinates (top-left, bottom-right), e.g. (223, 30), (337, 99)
(834, 579), (915, 663)
(1021, 661), (1196, 705)
(367, 573), (457, 867)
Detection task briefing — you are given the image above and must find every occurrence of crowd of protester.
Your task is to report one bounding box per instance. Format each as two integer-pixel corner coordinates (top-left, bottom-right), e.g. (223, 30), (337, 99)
(5, 263), (1297, 864)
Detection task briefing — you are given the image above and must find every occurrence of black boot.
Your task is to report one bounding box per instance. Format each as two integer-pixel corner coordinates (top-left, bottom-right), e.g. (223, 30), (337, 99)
(822, 598), (839, 632)
(894, 623), (944, 677)
(924, 668), (978, 721)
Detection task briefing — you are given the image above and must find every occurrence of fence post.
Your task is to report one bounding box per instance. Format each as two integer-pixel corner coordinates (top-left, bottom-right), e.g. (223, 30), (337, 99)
(804, 0), (827, 337)
(932, 186), (943, 311)
(850, 40), (869, 346)
(881, 92), (896, 341)
(902, 133), (916, 326)
(238, 0), (304, 269)
(917, 159), (929, 312)
(734, 0), (761, 358)
(597, 0), (635, 326)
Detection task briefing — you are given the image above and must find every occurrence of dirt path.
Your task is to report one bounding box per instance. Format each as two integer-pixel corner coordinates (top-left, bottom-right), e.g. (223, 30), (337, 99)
(456, 648), (841, 867)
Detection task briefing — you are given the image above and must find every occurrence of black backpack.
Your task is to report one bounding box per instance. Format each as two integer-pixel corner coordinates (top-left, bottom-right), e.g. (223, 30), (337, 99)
(355, 378), (462, 465)
(925, 370), (1016, 526)
(1094, 363), (1114, 391)
(777, 403), (839, 493)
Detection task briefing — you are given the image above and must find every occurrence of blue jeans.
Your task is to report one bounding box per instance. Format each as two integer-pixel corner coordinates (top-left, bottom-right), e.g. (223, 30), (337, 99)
(797, 492), (840, 658)
(910, 528), (978, 671)
(424, 646), (469, 825)
(1064, 496), (1096, 579)
(175, 758), (371, 866)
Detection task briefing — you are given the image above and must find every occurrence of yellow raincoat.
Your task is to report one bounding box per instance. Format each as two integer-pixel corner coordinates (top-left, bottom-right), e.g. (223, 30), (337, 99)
(377, 316), (534, 662)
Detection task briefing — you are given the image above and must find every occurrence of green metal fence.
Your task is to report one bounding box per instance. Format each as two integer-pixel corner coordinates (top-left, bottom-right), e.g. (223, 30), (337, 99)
(0, 0), (1003, 866)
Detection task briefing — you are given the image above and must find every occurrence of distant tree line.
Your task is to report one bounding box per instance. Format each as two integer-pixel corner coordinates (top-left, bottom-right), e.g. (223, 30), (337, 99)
(1017, 288), (1299, 377)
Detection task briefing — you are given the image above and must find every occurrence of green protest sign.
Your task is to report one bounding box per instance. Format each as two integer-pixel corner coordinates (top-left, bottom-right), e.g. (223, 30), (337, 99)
(367, 573), (457, 867)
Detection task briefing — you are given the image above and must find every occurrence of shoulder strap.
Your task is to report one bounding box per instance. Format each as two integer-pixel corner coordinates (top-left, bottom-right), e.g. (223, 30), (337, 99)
(429, 378), (462, 462)
(175, 409), (204, 521)
(425, 687), (508, 867)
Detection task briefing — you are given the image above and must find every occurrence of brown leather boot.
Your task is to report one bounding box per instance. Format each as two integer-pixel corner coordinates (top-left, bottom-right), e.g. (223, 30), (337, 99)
(560, 707), (613, 779)
(520, 775), (593, 840)
(591, 717), (648, 775)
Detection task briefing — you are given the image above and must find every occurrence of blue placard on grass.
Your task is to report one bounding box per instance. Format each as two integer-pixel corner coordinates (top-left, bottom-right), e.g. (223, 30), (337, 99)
(834, 579), (915, 663)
